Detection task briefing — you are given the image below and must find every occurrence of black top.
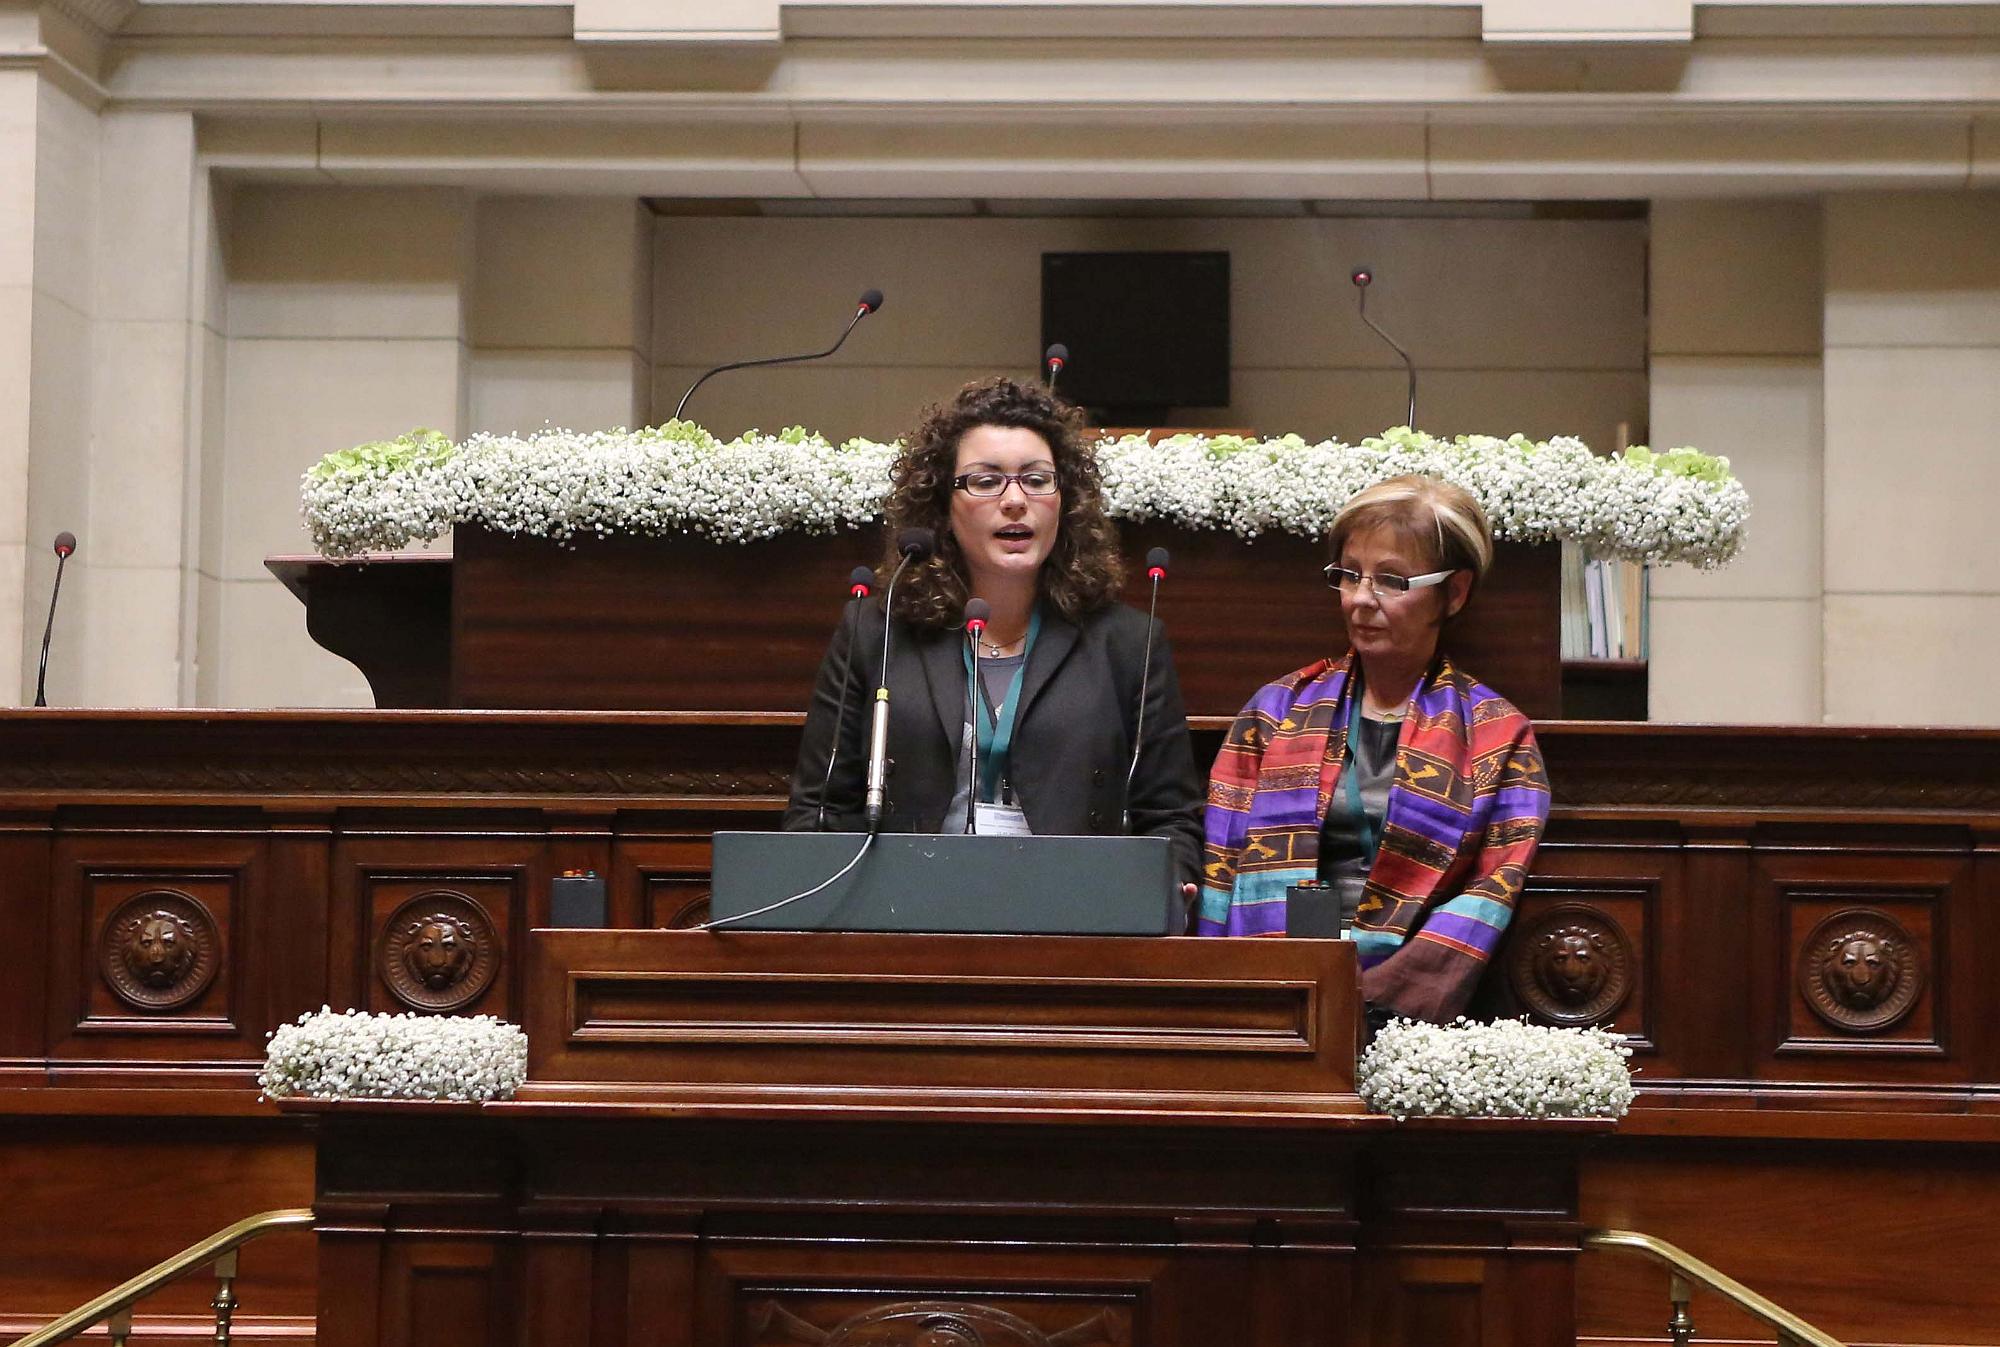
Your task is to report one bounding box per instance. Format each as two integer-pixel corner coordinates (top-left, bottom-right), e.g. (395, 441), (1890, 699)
(1317, 713), (1399, 881)
(783, 601), (1205, 887)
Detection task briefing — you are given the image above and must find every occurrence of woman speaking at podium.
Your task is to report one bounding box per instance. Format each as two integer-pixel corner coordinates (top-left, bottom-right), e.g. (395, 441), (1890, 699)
(1195, 476), (1550, 1024)
(783, 377), (1204, 888)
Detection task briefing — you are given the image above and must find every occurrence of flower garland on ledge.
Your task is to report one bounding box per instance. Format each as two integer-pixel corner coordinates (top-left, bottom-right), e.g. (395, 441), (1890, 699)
(259, 1007), (528, 1103)
(1356, 1018), (1635, 1121)
(301, 423), (1749, 568)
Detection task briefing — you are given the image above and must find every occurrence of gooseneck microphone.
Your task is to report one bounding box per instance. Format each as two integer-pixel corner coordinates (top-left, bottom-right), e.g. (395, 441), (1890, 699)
(815, 564), (877, 831)
(33, 531), (76, 708)
(1350, 268), (1417, 430)
(864, 527), (935, 833)
(1121, 546), (1169, 832)
(961, 598), (990, 835)
(1042, 343), (1068, 392)
(674, 288), (884, 423)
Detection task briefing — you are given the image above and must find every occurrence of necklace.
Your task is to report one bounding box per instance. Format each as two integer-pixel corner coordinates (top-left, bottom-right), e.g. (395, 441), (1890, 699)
(978, 633), (1026, 658)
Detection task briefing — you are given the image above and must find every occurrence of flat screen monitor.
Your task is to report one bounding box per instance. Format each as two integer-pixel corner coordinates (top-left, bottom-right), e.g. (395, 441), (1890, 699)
(1041, 250), (1230, 425)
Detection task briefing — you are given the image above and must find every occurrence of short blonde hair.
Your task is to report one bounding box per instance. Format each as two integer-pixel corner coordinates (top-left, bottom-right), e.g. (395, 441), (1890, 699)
(1328, 475), (1494, 585)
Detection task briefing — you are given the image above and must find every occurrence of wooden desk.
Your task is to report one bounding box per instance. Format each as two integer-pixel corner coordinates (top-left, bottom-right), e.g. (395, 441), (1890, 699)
(300, 931), (1596, 1347)
(5, 712), (2000, 1347)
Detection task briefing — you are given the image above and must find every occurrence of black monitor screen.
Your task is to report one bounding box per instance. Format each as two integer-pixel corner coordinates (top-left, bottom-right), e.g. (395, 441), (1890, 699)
(1041, 251), (1230, 422)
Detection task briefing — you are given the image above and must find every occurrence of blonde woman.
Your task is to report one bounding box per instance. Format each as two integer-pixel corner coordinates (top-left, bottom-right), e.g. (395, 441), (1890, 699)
(1197, 475), (1550, 1024)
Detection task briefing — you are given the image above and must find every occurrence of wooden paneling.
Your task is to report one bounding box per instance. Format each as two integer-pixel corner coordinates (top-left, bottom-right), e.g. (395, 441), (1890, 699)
(612, 836), (715, 929)
(1581, 1140), (2000, 1347)
(0, 1117), (314, 1335)
(448, 529), (1564, 719)
(524, 930), (1362, 1107)
(0, 820), (52, 1083)
(4, 711), (2000, 1346)
(296, 1098), (1579, 1347)
(331, 836), (548, 1023)
(46, 833), (269, 1078)
(1751, 849), (1972, 1086)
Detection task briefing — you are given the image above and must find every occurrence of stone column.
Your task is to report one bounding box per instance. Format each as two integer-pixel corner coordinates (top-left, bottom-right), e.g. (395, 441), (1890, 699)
(9, 65), (96, 708)
(0, 65), (38, 702)
(208, 184), (472, 707)
(1647, 200), (1825, 723)
(1821, 193), (2000, 725)
(79, 109), (202, 706)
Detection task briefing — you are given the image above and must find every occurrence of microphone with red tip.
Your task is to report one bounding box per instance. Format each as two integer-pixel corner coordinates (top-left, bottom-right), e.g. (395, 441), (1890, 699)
(961, 598), (991, 834)
(1122, 546), (1170, 831)
(814, 564), (880, 830)
(673, 287), (886, 423)
(1042, 343), (1068, 392)
(1350, 266), (1417, 430)
(34, 532), (77, 708)
(864, 528), (935, 832)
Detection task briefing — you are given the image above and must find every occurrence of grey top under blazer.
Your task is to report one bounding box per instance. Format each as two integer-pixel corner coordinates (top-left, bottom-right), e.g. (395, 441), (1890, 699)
(783, 599), (1205, 887)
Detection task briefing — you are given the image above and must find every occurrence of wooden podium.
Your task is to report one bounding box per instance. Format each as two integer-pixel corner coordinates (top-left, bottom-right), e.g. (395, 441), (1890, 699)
(302, 930), (1599, 1347)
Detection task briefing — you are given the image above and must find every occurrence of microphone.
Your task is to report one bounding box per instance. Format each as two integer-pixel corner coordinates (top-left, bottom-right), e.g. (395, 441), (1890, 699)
(864, 527), (935, 832)
(1043, 343), (1068, 391)
(1350, 267), (1417, 430)
(33, 531), (75, 708)
(961, 598), (990, 834)
(814, 565), (878, 831)
(673, 288), (885, 423)
(1121, 546), (1169, 832)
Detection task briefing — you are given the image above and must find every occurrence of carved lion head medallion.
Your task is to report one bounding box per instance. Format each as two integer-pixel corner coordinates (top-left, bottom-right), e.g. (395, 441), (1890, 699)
(1799, 909), (1921, 1032)
(100, 890), (220, 1011)
(379, 892), (499, 1012)
(1506, 903), (1633, 1027)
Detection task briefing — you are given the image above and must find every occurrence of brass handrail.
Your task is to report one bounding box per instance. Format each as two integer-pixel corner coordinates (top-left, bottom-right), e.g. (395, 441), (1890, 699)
(12, 1207), (315, 1347)
(1587, 1229), (1846, 1347)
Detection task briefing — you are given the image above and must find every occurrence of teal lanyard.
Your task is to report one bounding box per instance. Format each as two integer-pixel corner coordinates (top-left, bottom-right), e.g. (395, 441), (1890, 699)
(1341, 689), (1385, 863)
(962, 607), (1043, 804)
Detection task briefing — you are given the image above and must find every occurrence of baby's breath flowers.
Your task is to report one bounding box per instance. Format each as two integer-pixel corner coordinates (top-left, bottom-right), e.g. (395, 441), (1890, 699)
(302, 423), (1748, 569)
(259, 1007), (528, 1103)
(1356, 1018), (1635, 1121)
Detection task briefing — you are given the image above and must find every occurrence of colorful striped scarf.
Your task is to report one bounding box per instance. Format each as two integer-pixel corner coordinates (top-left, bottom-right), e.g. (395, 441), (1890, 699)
(1196, 651), (1550, 1023)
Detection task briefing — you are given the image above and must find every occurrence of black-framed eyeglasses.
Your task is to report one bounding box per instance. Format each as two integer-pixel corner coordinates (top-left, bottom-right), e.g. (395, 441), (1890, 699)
(1323, 563), (1456, 597)
(953, 469), (1060, 498)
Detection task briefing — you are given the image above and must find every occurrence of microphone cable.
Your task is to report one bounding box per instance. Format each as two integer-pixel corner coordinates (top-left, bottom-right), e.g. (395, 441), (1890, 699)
(700, 831), (877, 931)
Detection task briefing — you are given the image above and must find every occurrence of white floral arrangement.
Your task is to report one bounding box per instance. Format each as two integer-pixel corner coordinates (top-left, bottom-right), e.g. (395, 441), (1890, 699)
(259, 1007), (529, 1103)
(1356, 1017), (1635, 1121)
(301, 422), (1748, 568)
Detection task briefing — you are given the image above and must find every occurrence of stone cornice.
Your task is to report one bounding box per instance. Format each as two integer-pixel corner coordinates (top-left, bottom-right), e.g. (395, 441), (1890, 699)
(45, 0), (136, 37)
(40, 0), (1999, 196)
(99, 1), (2000, 44)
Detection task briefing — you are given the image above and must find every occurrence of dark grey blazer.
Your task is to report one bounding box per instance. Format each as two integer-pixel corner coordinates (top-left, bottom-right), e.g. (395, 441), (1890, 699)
(783, 600), (1204, 887)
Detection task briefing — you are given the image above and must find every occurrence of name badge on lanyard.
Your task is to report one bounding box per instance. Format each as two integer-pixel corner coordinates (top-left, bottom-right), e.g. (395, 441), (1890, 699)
(963, 608), (1043, 807)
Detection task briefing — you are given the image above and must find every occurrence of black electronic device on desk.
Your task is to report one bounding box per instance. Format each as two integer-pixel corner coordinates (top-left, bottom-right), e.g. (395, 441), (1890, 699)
(707, 831), (1182, 935)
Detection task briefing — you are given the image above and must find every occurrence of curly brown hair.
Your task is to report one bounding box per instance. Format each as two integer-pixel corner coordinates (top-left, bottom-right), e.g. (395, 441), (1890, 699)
(880, 376), (1126, 630)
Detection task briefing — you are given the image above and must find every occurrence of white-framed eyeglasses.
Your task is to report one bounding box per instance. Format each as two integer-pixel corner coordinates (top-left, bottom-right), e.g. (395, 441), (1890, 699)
(1323, 563), (1456, 597)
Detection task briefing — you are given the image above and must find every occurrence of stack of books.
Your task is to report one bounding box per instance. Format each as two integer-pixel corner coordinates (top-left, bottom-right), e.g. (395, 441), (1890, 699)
(1560, 544), (1648, 661)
